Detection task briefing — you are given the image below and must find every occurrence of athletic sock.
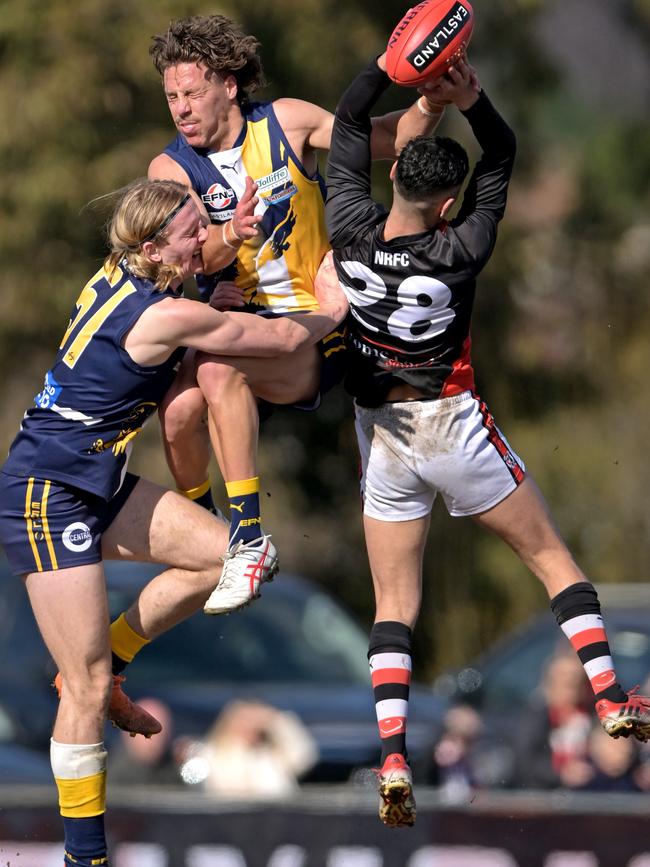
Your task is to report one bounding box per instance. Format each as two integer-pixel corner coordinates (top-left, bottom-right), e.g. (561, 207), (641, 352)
(178, 478), (218, 515)
(550, 582), (628, 703)
(225, 477), (262, 545)
(51, 740), (109, 866)
(109, 612), (150, 676)
(368, 620), (413, 764)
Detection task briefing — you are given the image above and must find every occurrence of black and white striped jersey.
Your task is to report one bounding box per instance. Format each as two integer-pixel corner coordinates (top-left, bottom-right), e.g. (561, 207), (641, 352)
(325, 58), (516, 407)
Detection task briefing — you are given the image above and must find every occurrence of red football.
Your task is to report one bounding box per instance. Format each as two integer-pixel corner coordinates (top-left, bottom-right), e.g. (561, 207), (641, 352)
(385, 0), (474, 86)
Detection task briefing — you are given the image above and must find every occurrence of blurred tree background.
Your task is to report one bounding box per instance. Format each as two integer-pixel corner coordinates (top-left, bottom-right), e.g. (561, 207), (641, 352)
(1, 0), (648, 679)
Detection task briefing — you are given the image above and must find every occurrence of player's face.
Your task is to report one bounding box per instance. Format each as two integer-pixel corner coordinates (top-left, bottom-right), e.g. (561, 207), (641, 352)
(163, 62), (238, 149)
(157, 200), (209, 280)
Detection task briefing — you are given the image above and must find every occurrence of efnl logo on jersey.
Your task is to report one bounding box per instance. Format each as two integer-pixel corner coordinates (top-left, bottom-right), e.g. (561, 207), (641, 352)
(202, 183), (236, 220)
(62, 522), (93, 553)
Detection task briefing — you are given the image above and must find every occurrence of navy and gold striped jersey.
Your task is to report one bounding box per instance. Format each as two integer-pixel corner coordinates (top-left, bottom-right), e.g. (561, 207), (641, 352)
(164, 101), (330, 311)
(2, 263), (184, 500)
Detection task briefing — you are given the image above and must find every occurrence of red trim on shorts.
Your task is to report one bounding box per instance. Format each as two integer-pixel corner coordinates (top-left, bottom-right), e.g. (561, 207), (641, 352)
(371, 668), (412, 688)
(476, 396), (525, 484)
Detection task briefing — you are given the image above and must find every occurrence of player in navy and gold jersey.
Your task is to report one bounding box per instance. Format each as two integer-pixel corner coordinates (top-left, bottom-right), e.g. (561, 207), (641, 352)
(147, 14), (448, 614)
(0, 179), (346, 866)
(326, 53), (650, 827)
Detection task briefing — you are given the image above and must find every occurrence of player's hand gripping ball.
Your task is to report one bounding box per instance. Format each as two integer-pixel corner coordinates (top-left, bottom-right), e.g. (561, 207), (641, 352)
(385, 0), (474, 86)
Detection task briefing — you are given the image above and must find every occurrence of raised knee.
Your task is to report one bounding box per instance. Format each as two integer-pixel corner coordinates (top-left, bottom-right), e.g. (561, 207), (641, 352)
(160, 390), (206, 444)
(197, 359), (246, 400)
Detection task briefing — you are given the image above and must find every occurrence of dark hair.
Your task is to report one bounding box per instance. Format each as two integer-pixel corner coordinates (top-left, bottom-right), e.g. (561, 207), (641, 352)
(395, 135), (469, 202)
(150, 14), (266, 99)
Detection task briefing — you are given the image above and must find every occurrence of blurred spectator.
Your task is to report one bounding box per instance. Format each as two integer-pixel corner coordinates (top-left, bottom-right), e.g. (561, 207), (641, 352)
(109, 698), (184, 786)
(576, 723), (645, 793)
(512, 651), (593, 789)
(427, 704), (483, 802)
(180, 699), (318, 799)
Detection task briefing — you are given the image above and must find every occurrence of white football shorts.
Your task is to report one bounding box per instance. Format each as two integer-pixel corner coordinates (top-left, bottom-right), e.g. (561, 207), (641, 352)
(355, 390), (525, 521)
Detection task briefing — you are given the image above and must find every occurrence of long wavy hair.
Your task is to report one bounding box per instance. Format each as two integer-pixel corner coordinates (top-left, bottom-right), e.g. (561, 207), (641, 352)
(150, 14), (266, 102)
(103, 179), (190, 291)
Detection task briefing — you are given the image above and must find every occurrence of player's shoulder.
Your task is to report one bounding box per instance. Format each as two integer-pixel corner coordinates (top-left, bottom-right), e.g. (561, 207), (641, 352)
(148, 151), (191, 184)
(272, 97), (333, 132)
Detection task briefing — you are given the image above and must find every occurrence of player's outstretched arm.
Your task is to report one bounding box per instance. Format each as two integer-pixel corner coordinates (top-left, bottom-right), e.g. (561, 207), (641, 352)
(130, 268), (348, 361)
(273, 61), (444, 168)
(369, 53), (447, 158)
(434, 59), (516, 270)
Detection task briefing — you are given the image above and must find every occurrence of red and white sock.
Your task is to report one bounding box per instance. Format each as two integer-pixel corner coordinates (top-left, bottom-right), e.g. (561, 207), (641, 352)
(368, 621), (412, 763)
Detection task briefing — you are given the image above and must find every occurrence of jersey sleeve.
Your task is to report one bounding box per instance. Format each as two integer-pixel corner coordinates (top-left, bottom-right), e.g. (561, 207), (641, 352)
(325, 58), (390, 248)
(443, 92), (517, 274)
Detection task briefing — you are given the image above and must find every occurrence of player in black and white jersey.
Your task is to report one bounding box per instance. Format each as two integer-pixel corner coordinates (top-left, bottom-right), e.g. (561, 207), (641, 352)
(326, 53), (650, 828)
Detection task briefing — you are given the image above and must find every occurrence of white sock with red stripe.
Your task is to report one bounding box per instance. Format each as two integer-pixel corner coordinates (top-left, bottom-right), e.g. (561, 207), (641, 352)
(368, 621), (412, 763)
(550, 582), (628, 703)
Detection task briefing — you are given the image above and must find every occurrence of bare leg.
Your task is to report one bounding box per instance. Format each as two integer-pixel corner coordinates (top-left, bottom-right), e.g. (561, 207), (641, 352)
(26, 563), (112, 862)
(363, 514), (428, 828)
(25, 563), (112, 744)
(471, 476), (588, 599)
(364, 514), (430, 628)
(195, 360), (260, 483)
(102, 478), (230, 638)
(195, 345), (321, 483)
(158, 350), (210, 491)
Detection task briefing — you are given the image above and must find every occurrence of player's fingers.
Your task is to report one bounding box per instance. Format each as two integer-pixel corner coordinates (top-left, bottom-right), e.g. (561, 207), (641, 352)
(419, 71), (448, 91)
(241, 177), (259, 200)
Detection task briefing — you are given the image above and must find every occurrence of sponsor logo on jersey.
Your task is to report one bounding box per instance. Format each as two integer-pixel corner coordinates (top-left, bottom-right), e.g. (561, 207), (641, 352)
(209, 211), (236, 223)
(34, 370), (62, 410)
(256, 167), (298, 204)
(62, 522), (93, 552)
(202, 183), (236, 210)
(265, 186), (298, 204)
(256, 167), (291, 192)
(374, 250), (410, 268)
(407, 2), (471, 71)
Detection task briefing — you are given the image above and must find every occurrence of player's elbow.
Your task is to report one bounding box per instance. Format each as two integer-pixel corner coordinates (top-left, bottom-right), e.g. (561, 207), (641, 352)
(280, 318), (310, 354)
(260, 318), (306, 356)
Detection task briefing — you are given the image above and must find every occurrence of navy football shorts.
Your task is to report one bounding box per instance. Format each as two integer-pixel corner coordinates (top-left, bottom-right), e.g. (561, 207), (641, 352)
(0, 471), (139, 576)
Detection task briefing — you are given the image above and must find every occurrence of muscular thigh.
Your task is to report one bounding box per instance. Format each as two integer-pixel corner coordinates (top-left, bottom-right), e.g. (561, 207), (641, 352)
(24, 562), (110, 676)
(198, 344), (322, 405)
(102, 478), (229, 570)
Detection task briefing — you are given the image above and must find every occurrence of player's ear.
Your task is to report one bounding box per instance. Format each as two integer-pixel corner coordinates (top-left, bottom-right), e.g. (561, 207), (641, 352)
(142, 241), (162, 263)
(223, 73), (238, 101)
(439, 196), (456, 219)
(389, 161), (398, 181)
